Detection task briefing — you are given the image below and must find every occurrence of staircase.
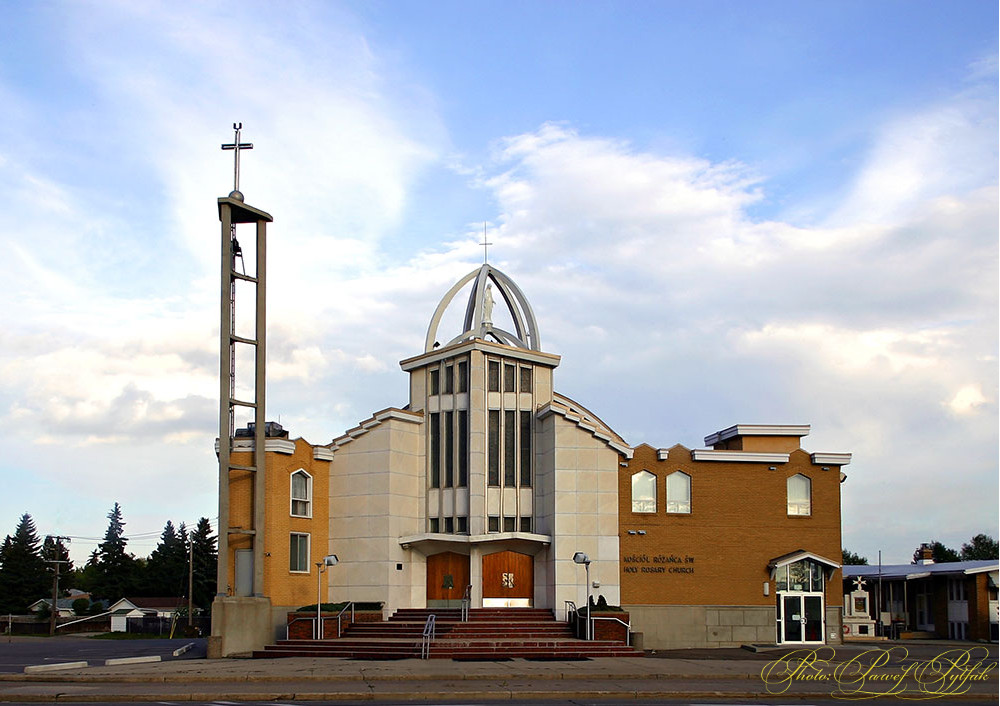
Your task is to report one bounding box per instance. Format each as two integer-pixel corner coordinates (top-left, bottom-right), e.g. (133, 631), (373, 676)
(254, 608), (643, 660)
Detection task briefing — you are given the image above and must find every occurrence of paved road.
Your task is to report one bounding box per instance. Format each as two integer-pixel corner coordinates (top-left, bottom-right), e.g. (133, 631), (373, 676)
(0, 636), (206, 673)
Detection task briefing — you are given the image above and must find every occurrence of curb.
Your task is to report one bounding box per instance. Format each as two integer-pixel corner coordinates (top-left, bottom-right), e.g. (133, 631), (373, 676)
(171, 642), (195, 657)
(22, 662), (88, 674)
(104, 657), (161, 667)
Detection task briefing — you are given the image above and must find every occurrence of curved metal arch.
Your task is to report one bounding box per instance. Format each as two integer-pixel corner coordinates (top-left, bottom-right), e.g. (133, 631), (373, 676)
(424, 264), (541, 353)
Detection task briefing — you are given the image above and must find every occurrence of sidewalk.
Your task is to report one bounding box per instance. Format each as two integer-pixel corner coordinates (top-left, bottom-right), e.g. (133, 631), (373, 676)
(0, 644), (996, 702)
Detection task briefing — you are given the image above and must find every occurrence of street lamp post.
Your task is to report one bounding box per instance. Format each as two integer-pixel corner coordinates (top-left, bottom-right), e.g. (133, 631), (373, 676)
(572, 552), (591, 640)
(315, 554), (339, 640)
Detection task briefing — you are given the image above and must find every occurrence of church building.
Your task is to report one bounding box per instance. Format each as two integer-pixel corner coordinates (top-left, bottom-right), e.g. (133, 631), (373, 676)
(219, 262), (852, 652)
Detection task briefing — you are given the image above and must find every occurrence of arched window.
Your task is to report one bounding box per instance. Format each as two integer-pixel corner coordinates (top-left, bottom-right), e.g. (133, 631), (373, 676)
(291, 470), (312, 517)
(666, 471), (691, 514)
(631, 470), (656, 513)
(787, 474), (811, 516)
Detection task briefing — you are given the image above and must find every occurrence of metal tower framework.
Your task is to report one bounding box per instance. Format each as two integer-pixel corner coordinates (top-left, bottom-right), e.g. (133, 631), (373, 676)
(216, 194), (271, 598)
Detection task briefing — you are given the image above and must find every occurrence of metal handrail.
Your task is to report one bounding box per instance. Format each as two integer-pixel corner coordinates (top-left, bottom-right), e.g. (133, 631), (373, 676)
(335, 601), (355, 638)
(420, 614), (436, 659)
(460, 584), (472, 622)
(285, 616), (318, 640)
(589, 615), (632, 646)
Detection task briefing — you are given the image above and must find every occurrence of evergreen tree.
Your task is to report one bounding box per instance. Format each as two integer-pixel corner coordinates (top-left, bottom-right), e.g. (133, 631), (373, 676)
(960, 533), (999, 560)
(143, 520), (188, 596)
(189, 517), (218, 610)
(91, 503), (138, 601)
(0, 513), (49, 613)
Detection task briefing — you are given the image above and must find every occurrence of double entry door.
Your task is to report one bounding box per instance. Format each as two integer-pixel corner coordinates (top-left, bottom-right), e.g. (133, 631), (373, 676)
(777, 593), (824, 643)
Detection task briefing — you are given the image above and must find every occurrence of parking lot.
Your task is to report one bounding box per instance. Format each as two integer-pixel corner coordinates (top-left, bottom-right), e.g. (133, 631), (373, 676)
(0, 635), (206, 673)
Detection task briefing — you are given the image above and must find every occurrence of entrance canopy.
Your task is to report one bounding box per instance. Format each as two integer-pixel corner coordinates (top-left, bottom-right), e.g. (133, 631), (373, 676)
(768, 550), (840, 579)
(399, 531), (552, 556)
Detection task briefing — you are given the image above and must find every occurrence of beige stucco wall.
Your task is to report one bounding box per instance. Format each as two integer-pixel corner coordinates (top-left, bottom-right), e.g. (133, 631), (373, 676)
(537, 412), (621, 619)
(328, 416), (424, 615)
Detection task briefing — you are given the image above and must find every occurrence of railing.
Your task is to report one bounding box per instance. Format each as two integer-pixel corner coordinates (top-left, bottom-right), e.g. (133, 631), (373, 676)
(460, 584), (472, 622)
(420, 614), (436, 659)
(285, 616), (317, 640)
(590, 615), (632, 646)
(335, 602), (355, 638)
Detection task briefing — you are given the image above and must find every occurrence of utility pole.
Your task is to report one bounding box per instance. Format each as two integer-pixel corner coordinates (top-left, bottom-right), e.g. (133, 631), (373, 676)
(188, 540), (194, 628)
(44, 536), (71, 636)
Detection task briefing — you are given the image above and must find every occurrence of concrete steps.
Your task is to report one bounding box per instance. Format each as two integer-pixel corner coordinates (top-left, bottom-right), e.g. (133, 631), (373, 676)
(254, 607), (643, 660)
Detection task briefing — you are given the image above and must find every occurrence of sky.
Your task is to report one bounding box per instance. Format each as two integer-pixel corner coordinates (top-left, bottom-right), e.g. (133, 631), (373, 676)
(0, 0), (996, 566)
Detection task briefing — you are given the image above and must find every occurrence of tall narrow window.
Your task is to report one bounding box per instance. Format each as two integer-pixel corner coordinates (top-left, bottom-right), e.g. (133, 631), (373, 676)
(444, 517), (454, 534)
(488, 516), (500, 533)
(444, 365), (454, 393)
(457, 410), (469, 487)
(503, 516), (516, 532)
(457, 360), (468, 393)
(787, 474), (811, 516)
(520, 366), (532, 393)
(488, 361), (500, 392)
(456, 516), (468, 534)
(444, 411), (454, 487)
(290, 470), (312, 517)
(520, 516), (532, 533)
(504, 364), (515, 392)
(429, 413), (440, 488)
(504, 410), (516, 486)
(488, 410), (500, 486)
(665, 471), (691, 514)
(289, 533), (309, 572)
(429, 368), (439, 395)
(429, 518), (439, 533)
(631, 470), (656, 513)
(519, 411), (532, 487)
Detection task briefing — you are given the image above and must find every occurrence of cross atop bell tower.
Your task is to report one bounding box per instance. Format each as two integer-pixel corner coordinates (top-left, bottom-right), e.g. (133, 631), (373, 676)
(221, 122), (254, 200)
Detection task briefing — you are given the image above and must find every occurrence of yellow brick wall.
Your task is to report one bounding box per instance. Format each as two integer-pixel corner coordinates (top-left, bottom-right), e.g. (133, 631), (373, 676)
(227, 438), (331, 608)
(619, 443), (842, 607)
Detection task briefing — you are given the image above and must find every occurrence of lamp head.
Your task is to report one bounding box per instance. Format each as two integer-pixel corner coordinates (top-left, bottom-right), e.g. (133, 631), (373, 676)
(323, 554), (339, 567)
(572, 552), (590, 565)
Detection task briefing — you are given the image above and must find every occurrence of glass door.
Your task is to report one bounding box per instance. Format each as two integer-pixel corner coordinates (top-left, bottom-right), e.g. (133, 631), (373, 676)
(778, 593), (825, 644)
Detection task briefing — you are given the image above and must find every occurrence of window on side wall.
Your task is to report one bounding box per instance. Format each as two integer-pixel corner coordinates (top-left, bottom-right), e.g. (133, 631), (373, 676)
(289, 532), (310, 572)
(631, 470), (656, 513)
(787, 474), (812, 516)
(290, 470), (312, 517)
(665, 471), (691, 514)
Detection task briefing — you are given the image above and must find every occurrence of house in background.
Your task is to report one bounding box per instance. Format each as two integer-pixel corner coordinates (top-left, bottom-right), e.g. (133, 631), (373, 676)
(843, 545), (998, 642)
(27, 598), (77, 618)
(108, 597), (185, 632)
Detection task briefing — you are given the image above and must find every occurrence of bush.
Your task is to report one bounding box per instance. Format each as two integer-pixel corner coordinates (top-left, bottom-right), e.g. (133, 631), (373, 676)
(296, 601), (383, 612)
(72, 598), (90, 615)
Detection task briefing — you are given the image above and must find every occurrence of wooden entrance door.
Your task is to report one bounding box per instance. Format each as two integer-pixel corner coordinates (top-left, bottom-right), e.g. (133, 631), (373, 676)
(482, 550), (533, 607)
(426, 552), (469, 607)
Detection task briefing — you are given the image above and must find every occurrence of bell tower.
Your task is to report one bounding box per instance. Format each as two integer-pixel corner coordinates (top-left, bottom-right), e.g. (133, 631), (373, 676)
(209, 123), (275, 658)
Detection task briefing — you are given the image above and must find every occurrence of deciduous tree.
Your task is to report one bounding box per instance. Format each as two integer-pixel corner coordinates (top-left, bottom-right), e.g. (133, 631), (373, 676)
(960, 533), (998, 560)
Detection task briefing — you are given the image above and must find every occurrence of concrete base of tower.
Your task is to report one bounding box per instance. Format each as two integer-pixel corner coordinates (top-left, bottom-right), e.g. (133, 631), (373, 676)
(208, 596), (273, 658)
